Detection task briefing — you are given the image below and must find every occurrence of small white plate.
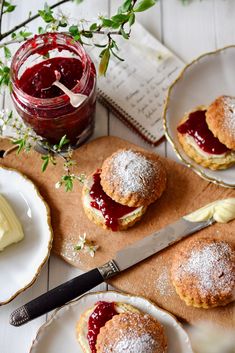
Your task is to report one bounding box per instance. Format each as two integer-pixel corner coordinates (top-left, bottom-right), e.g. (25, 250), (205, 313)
(0, 166), (53, 304)
(164, 45), (235, 188)
(30, 291), (193, 353)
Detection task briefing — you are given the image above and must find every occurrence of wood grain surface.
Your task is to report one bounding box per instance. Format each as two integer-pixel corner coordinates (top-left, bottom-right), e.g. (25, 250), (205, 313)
(1, 136), (234, 327)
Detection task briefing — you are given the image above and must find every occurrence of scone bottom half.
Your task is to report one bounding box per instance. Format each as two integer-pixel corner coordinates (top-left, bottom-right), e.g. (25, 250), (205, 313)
(82, 149), (167, 231)
(82, 170), (147, 231)
(76, 301), (167, 353)
(177, 105), (235, 170)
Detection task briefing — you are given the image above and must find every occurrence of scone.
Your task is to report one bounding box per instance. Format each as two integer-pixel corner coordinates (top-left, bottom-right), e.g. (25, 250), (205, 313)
(96, 312), (167, 353)
(76, 301), (167, 353)
(82, 149), (167, 231)
(206, 95), (235, 150)
(82, 170), (147, 231)
(171, 238), (235, 308)
(177, 105), (235, 170)
(100, 149), (167, 207)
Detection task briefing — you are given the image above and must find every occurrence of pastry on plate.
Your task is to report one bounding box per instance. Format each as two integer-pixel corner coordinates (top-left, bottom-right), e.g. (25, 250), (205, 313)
(177, 104), (235, 170)
(82, 149), (167, 231)
(76, 301), (167, 353)
(171, 237), (235, 308)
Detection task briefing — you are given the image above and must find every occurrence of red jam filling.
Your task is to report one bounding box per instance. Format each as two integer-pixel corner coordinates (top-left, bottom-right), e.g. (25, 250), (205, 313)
(87, 301), (117, 353)
(89, 171), (137, 231)
(18, 57), (83, 99)
(177, 109), (230, 154)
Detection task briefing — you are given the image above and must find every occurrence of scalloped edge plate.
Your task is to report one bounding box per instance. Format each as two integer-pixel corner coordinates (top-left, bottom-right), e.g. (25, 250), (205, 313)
(0, 166), (53, 304)
(30, 291), (193, 353)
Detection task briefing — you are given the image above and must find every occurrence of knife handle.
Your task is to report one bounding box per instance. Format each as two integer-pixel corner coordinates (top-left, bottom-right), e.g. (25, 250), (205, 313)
(10, 267), (104, 326)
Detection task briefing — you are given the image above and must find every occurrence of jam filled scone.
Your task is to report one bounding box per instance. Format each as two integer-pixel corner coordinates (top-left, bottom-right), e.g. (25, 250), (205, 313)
(177, 105), (235, 170)
(76, 301), (167, 353)
(82, 170), (147, 231)
(171, 238), (235, 308)
(82, 149), (167, 231)
(100, 149), (167, 207)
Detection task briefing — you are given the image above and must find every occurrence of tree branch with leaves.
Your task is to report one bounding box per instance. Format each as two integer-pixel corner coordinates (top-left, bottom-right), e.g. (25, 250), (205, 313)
(0, 0), (159, 191)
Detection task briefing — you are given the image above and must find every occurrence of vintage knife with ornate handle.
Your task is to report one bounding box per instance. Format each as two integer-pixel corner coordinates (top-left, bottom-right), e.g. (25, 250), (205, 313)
(10, 215), (214, 326)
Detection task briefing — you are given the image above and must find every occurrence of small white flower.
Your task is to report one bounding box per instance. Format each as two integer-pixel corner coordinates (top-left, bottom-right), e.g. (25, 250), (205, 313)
(55, 181), (62, 189)
(74, 233), (99, 257)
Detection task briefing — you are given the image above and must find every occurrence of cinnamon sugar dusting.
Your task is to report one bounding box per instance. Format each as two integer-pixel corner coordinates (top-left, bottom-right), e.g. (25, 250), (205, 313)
(175, 242), (235, 296)
(110, 150), (159, 196)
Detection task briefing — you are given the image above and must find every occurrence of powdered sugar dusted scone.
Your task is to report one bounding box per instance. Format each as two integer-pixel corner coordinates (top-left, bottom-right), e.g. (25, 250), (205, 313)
(171, 238), (235, 308)
(177, 106), (235, 170)
(96, 312), (167, 353)
(206, 96), (235, 150)
(82, 170), (147, 231)
(100, 149), (167, 207)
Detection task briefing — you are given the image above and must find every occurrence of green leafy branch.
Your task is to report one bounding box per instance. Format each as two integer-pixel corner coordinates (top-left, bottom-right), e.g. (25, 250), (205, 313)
(0, 110), (86, 191)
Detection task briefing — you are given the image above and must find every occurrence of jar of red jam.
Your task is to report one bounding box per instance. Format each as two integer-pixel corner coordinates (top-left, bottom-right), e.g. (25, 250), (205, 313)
(10, 33), (96, 146)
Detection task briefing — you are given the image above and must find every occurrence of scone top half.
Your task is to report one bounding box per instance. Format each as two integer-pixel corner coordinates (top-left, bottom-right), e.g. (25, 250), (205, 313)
(100, 149), (167, 208)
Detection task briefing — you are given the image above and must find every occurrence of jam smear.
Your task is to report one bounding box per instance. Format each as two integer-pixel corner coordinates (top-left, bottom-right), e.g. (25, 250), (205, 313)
(87, 301), (117, 353)
(90, 171), (137, 231)
(177, 109), (230, 154)
(19, 57), (83, 99)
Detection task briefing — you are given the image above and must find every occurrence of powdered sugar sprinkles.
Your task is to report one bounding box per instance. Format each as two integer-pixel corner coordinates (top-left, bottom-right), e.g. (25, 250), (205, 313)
(175, 241), (235, 297)
(110, 333), (160, 353)
(110, 150), (159, 196)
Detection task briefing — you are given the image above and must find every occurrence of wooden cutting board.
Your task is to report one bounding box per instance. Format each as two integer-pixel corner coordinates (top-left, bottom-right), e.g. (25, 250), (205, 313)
(0, 136), (234, 327)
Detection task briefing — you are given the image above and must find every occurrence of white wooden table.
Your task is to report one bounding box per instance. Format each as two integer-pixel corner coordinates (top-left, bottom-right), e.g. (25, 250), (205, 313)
(1, 1), (235, 352)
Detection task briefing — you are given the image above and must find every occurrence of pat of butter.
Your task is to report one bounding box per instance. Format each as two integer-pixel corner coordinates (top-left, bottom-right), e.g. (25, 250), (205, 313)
(184, 198), (235, 223)
(0, 194), (24, 251)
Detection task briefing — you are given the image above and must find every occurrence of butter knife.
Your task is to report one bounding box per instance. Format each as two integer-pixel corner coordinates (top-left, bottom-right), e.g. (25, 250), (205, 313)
(10, 215), (214, 326)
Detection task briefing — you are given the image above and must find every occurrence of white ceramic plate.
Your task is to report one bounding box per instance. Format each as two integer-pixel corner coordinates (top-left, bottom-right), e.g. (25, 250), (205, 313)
(164, 45), (235, 188)
(30, 291), (193, 353)
(0, 166), (52, 304)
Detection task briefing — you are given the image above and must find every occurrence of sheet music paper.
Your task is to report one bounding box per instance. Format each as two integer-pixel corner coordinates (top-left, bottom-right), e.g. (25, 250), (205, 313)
(89, 22), (184, 144)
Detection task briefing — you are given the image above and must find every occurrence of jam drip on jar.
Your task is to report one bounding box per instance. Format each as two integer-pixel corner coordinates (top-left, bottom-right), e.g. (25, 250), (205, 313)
(18, 57), (83, 99)
(87, 301), (117, 353)
(177, 109), (230, 154)
(89, 171), (137, 231)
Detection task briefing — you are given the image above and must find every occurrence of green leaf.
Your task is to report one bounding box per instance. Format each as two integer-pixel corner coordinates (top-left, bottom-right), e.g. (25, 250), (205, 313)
(89, 23), (98, 31)
(4, 46), (11, 59)
(69, 25), (79, 36)
(120, 28), (129, 39)
(81, 31), (93, 38)
(101, 18), (115, 27)
(38, 26), (45, 34)
(118, 0), (132, 13)
(110, 48), (124, 61)
(41, 155), (49, 172)
(58, 135), (70, 149)
(99, 48), (110, 76)
(3, 1), (10, 7)
(134, 0), (157, 12)
(19, 31), (32, 39)
(111, 14), (130, 24)
(38, 3), (54, 23)
(129, 12), (135, 26)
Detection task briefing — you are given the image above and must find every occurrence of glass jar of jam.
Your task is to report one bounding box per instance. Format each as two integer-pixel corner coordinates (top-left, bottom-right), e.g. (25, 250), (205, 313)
(10, 33), (96, 147)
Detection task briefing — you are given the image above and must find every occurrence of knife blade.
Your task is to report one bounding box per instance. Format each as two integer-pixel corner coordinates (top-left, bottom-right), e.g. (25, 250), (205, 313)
(10, 216), (214, 326)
